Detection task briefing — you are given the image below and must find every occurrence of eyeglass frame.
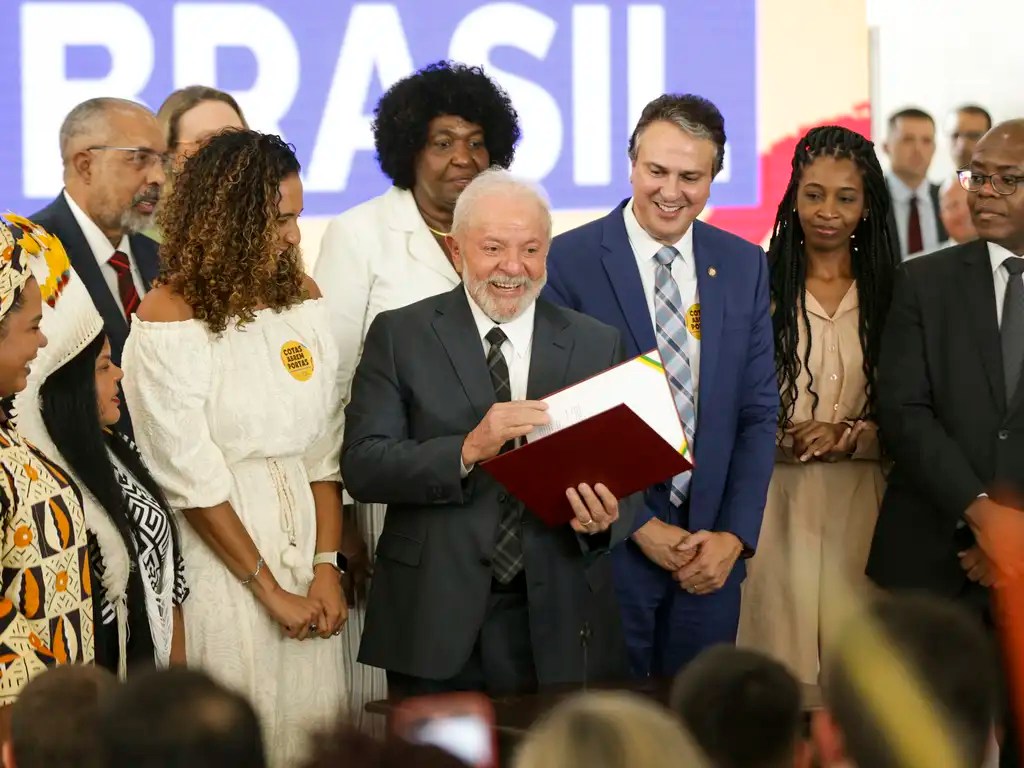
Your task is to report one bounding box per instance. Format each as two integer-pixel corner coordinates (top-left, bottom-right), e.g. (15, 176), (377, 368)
(957, 168), (1024, 196)
(87, 145), (170, 169)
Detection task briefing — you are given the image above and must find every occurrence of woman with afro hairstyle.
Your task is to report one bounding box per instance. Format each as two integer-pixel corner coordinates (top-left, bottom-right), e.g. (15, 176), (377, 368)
(736, 126), (898, 684)
(313, 59), (520, 725)
(121, 130), (347, 767)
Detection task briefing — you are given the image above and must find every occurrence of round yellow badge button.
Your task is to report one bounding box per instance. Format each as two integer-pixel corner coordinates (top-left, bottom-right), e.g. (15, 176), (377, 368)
(280, 340), (315, 382)
(685, 304), (701, 340)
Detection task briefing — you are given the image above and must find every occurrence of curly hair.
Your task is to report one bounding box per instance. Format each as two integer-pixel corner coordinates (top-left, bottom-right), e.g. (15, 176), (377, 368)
(156, 130), (305, 333)
(373, 60), (521, 189)
(767, 125), (899, 427)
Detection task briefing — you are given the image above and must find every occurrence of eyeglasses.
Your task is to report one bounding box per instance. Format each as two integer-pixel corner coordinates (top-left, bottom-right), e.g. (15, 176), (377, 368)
(87, 146), (169, 169)
(958, 169), (1024, 196)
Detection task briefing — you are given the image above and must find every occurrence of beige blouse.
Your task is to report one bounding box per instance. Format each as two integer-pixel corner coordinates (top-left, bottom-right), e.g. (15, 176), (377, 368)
(778, 282), (879, 461)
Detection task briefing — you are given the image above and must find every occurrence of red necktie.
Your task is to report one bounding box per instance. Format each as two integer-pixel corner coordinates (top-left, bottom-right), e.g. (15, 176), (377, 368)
(108, 251), (140, 323)
(907, 196), (923, 255)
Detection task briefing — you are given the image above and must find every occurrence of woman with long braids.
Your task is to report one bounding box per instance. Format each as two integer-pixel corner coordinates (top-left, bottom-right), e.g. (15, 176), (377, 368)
(121, 130), (347, 767)
(736, 126), (898, 683)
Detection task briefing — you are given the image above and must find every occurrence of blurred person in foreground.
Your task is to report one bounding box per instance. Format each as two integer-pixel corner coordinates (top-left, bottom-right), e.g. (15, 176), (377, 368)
(121, 130), (346, 767)
(514, 691), (706, 768)
(99, 666), (266, 768)
(300, 722), (470, 768)
(671, 645), (811, 768)
(813, 593), (998, 768)
(2, 665), (117, 768)
(343, 169), (635, 696)
(315, 59), (520, 724)
(737, 126), (897, 683)
(867, 120), (1024, 766)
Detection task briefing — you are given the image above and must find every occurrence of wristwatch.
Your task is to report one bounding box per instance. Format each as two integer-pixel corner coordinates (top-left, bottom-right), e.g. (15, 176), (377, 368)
(313, 551), (348, 575)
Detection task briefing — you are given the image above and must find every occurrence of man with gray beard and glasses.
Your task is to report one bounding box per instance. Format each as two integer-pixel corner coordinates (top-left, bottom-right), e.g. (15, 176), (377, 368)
(32, 97), (165, 434)
(342, 168), (637, 696)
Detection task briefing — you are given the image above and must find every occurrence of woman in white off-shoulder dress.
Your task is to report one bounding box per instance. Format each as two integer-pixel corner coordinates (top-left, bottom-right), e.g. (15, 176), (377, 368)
(122, 131), (347, 767)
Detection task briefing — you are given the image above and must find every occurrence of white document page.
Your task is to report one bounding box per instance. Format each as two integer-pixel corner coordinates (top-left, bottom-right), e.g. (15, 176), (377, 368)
(528, 349), (688, 456)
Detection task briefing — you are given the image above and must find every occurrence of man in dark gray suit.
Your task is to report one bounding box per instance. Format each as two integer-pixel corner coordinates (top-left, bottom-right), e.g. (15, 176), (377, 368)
(342, 168), (635, 697)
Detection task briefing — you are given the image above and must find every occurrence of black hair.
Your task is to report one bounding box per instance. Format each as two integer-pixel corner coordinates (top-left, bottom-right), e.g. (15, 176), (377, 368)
(372, 60), (521, 189)
(100, 667), (266, 768)
(0, 289), (26, 339)
(957, 104), (994, 131)
(767, 126), (899, 426)
(628, 94), (727, 175)
(670, 645), (803, 768)
(823, 593), (998, 768)
(887, 107), (935, 130)
(40, 332), (181, 563)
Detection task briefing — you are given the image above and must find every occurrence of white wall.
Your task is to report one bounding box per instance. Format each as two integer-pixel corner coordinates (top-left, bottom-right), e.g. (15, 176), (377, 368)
(867, 0), (1024, 183)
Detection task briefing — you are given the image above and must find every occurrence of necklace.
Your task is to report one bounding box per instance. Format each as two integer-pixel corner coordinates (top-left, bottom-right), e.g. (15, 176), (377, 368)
(427, 225), (450, 238)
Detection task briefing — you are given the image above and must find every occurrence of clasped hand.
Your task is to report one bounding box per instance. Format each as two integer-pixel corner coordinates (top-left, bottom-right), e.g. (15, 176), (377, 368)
(633, 520), (742, 595)
(261, 569), (348, 641)
(785, 419), (874, 462)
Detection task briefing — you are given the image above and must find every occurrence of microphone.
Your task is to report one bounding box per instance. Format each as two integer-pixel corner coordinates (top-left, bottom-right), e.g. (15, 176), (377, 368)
(579, 621), (592, 691)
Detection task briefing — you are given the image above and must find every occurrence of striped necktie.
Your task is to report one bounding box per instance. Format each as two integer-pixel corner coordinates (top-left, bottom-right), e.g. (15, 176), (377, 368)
(108, 250), (140, 323)
(653, 246), (696, 506)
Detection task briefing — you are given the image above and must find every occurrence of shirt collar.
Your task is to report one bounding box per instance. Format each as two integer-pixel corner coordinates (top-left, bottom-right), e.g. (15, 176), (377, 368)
(988, 241), (1024, 274)
(63, 189), (131, 262)
(623, 198), (695, 269)
(887, 174), (929, 203)
(463, 284), (536, 360)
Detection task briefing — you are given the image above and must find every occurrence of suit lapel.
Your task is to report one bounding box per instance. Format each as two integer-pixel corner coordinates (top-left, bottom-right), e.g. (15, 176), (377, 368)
(129, 233), (160, 292)
(962, 240), (1004, 409)
(692, 222), (723, 428)
(49, 196), (130, 347)
(600, 202), (656, 353)
(526, 300), (573, 400)
(432, 287), (496, 422)
(389, 188), (461, 286)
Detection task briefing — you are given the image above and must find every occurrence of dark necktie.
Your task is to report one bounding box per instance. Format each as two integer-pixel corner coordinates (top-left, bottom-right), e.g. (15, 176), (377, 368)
(1001, 257), (1024, 405)
(485, 326), (523, 584)
(108, 251), (140, 323)
(906, 196), (923, 255)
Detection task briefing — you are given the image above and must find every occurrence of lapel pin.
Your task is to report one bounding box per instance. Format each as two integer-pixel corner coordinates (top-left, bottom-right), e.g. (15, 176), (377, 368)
(708, 266), (717, 277)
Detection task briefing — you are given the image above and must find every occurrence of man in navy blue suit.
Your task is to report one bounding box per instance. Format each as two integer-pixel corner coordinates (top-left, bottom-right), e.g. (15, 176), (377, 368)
(543, 94), (777, 677)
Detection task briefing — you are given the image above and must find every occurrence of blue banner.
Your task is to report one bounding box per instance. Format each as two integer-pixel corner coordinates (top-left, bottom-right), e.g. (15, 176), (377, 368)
(1, 0), (757, 216)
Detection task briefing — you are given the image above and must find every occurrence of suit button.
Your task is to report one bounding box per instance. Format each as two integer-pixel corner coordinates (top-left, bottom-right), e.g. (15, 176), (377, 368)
(656, 483), (668, 492)
(498, 492), (508, 503)
(999, 430), (1010, 441)
(479, 557), (492, 567)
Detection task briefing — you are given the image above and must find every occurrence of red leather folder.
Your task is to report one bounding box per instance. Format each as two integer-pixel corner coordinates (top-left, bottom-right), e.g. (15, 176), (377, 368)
(480, 403), (692, 526)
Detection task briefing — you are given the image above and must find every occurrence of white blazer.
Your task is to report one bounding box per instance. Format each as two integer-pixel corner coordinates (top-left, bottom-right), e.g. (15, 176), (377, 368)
(314, 186), (461, 460)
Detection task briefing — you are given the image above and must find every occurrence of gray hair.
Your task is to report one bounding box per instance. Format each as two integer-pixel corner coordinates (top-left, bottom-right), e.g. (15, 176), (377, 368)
(59, 97), (153, 162)
(451, 167), (552, 239)
(627, 94), (727, 175)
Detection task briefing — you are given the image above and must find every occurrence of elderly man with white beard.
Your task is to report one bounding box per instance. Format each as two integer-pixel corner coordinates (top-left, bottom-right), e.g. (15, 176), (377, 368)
(342, 168), (637, 696)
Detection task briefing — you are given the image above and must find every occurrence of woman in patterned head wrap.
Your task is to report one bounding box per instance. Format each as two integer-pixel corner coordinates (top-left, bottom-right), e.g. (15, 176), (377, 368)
(0, 214), (94, 739)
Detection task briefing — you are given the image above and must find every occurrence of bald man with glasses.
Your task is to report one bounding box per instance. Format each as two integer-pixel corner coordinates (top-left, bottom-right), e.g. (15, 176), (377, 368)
(868, 119), (1024, 768)
(31, 97), (166, 434)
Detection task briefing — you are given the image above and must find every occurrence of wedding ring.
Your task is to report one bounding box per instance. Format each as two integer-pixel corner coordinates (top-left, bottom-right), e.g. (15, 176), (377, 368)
(582, 518), (594, 527)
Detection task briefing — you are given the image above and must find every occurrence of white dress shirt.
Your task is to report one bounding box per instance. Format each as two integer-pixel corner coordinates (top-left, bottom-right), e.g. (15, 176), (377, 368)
(622, 199), (701, 410)
(989, 241), (1024, 327)
(460, 287), (536, 476)
(888, 174), (941, 260)
(64, 190), (147, 313)
(464, 285), (535, 401)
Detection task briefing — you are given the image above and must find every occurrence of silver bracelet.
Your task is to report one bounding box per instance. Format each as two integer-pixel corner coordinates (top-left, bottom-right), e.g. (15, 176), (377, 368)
(240, 556), (265, 586)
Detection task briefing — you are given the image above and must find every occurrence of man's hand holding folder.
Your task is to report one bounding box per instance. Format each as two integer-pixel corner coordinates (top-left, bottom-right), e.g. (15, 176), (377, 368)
(463, 400), (620, 534)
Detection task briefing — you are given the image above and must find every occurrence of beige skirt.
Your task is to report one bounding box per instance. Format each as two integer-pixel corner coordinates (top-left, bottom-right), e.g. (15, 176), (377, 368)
(737, 459), (884, 684)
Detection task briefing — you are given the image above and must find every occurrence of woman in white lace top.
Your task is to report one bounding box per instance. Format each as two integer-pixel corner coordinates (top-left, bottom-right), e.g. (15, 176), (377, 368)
(122, 130), (348, 767)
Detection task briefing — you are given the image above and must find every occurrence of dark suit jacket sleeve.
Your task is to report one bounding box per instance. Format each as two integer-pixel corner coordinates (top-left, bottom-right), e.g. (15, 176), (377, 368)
(341, 312), (467, 506)
(576, 334), (638, 556)
(877, 264), (984, 521)
(717, 248), (778, 551)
